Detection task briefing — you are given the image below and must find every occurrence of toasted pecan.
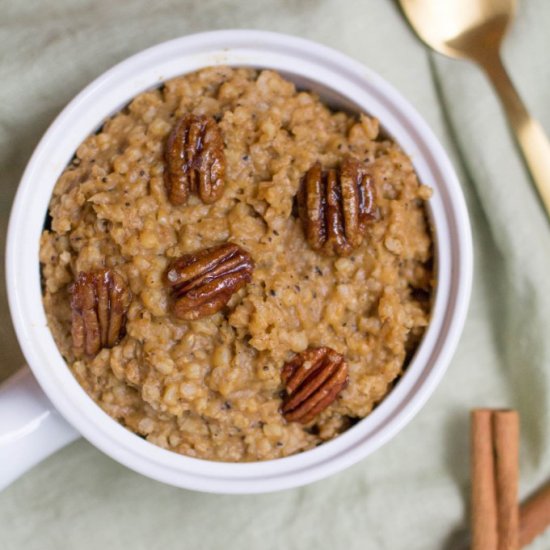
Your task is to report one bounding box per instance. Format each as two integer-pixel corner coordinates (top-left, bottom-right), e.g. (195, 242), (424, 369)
(281, 347), (348, 424)
(297, 157), (376, 256)
(71, 269), (130, 357)
(165, 243), (254, 320)
(164, 114), (225, 206)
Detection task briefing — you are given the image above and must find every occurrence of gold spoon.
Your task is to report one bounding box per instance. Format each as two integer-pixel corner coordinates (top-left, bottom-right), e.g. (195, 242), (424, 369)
(399, 0), (550, 217)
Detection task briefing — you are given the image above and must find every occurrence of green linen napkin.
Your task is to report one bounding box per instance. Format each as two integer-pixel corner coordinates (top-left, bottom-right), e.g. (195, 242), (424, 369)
(1, 1), (549, 548)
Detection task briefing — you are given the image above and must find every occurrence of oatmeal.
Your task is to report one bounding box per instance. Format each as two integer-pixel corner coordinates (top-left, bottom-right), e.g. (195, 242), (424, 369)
(40, 67), (433, 462)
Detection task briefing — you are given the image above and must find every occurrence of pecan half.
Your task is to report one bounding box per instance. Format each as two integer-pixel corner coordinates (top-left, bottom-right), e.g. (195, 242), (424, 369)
(70, 269), (130, 358)
(297, 157), (376, 256)
(281, 347), (348, 424)
(164, 114), (225, 206)
(165, 243), (254, 320)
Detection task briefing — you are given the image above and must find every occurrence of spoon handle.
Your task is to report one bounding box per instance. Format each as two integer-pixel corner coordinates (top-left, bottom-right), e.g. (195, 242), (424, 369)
(480, 54), (550, 217)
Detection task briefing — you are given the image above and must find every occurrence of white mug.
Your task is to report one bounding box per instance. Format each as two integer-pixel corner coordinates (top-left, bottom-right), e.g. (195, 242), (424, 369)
(0, 30), (473, 494)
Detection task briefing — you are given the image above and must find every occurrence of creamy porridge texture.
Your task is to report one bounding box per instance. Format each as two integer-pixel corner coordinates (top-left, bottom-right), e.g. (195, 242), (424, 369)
(40, 67), (433, 461)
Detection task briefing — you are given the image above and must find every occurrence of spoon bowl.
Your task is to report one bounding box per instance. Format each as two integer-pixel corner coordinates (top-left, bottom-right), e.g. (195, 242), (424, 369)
(400, 0), (516, 62)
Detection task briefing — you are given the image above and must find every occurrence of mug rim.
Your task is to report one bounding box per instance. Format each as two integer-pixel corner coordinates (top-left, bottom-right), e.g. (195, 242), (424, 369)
(6, 29), (473, 494)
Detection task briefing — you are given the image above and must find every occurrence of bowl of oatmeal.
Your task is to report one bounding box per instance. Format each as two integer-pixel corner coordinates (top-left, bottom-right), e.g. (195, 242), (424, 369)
(4, 30), (472, 493)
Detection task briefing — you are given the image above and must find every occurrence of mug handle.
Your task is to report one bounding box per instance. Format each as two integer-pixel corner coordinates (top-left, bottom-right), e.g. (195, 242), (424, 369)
(0, 365), (80, 491)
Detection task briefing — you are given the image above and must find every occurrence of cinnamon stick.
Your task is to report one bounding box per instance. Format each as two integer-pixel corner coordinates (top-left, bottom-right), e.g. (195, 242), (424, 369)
(493, 411), (519, 550)
(520, 480), (550, 547)
(471, 409), (520, 550)
(471, 409), (498, 550)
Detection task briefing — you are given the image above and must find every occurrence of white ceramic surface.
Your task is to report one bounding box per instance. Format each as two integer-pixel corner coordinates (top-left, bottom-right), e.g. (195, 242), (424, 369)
(1, 30), (473, 494)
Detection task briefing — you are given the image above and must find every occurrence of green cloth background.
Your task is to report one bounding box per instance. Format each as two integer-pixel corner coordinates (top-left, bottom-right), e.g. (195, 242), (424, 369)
(1, 0), (550, 548)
